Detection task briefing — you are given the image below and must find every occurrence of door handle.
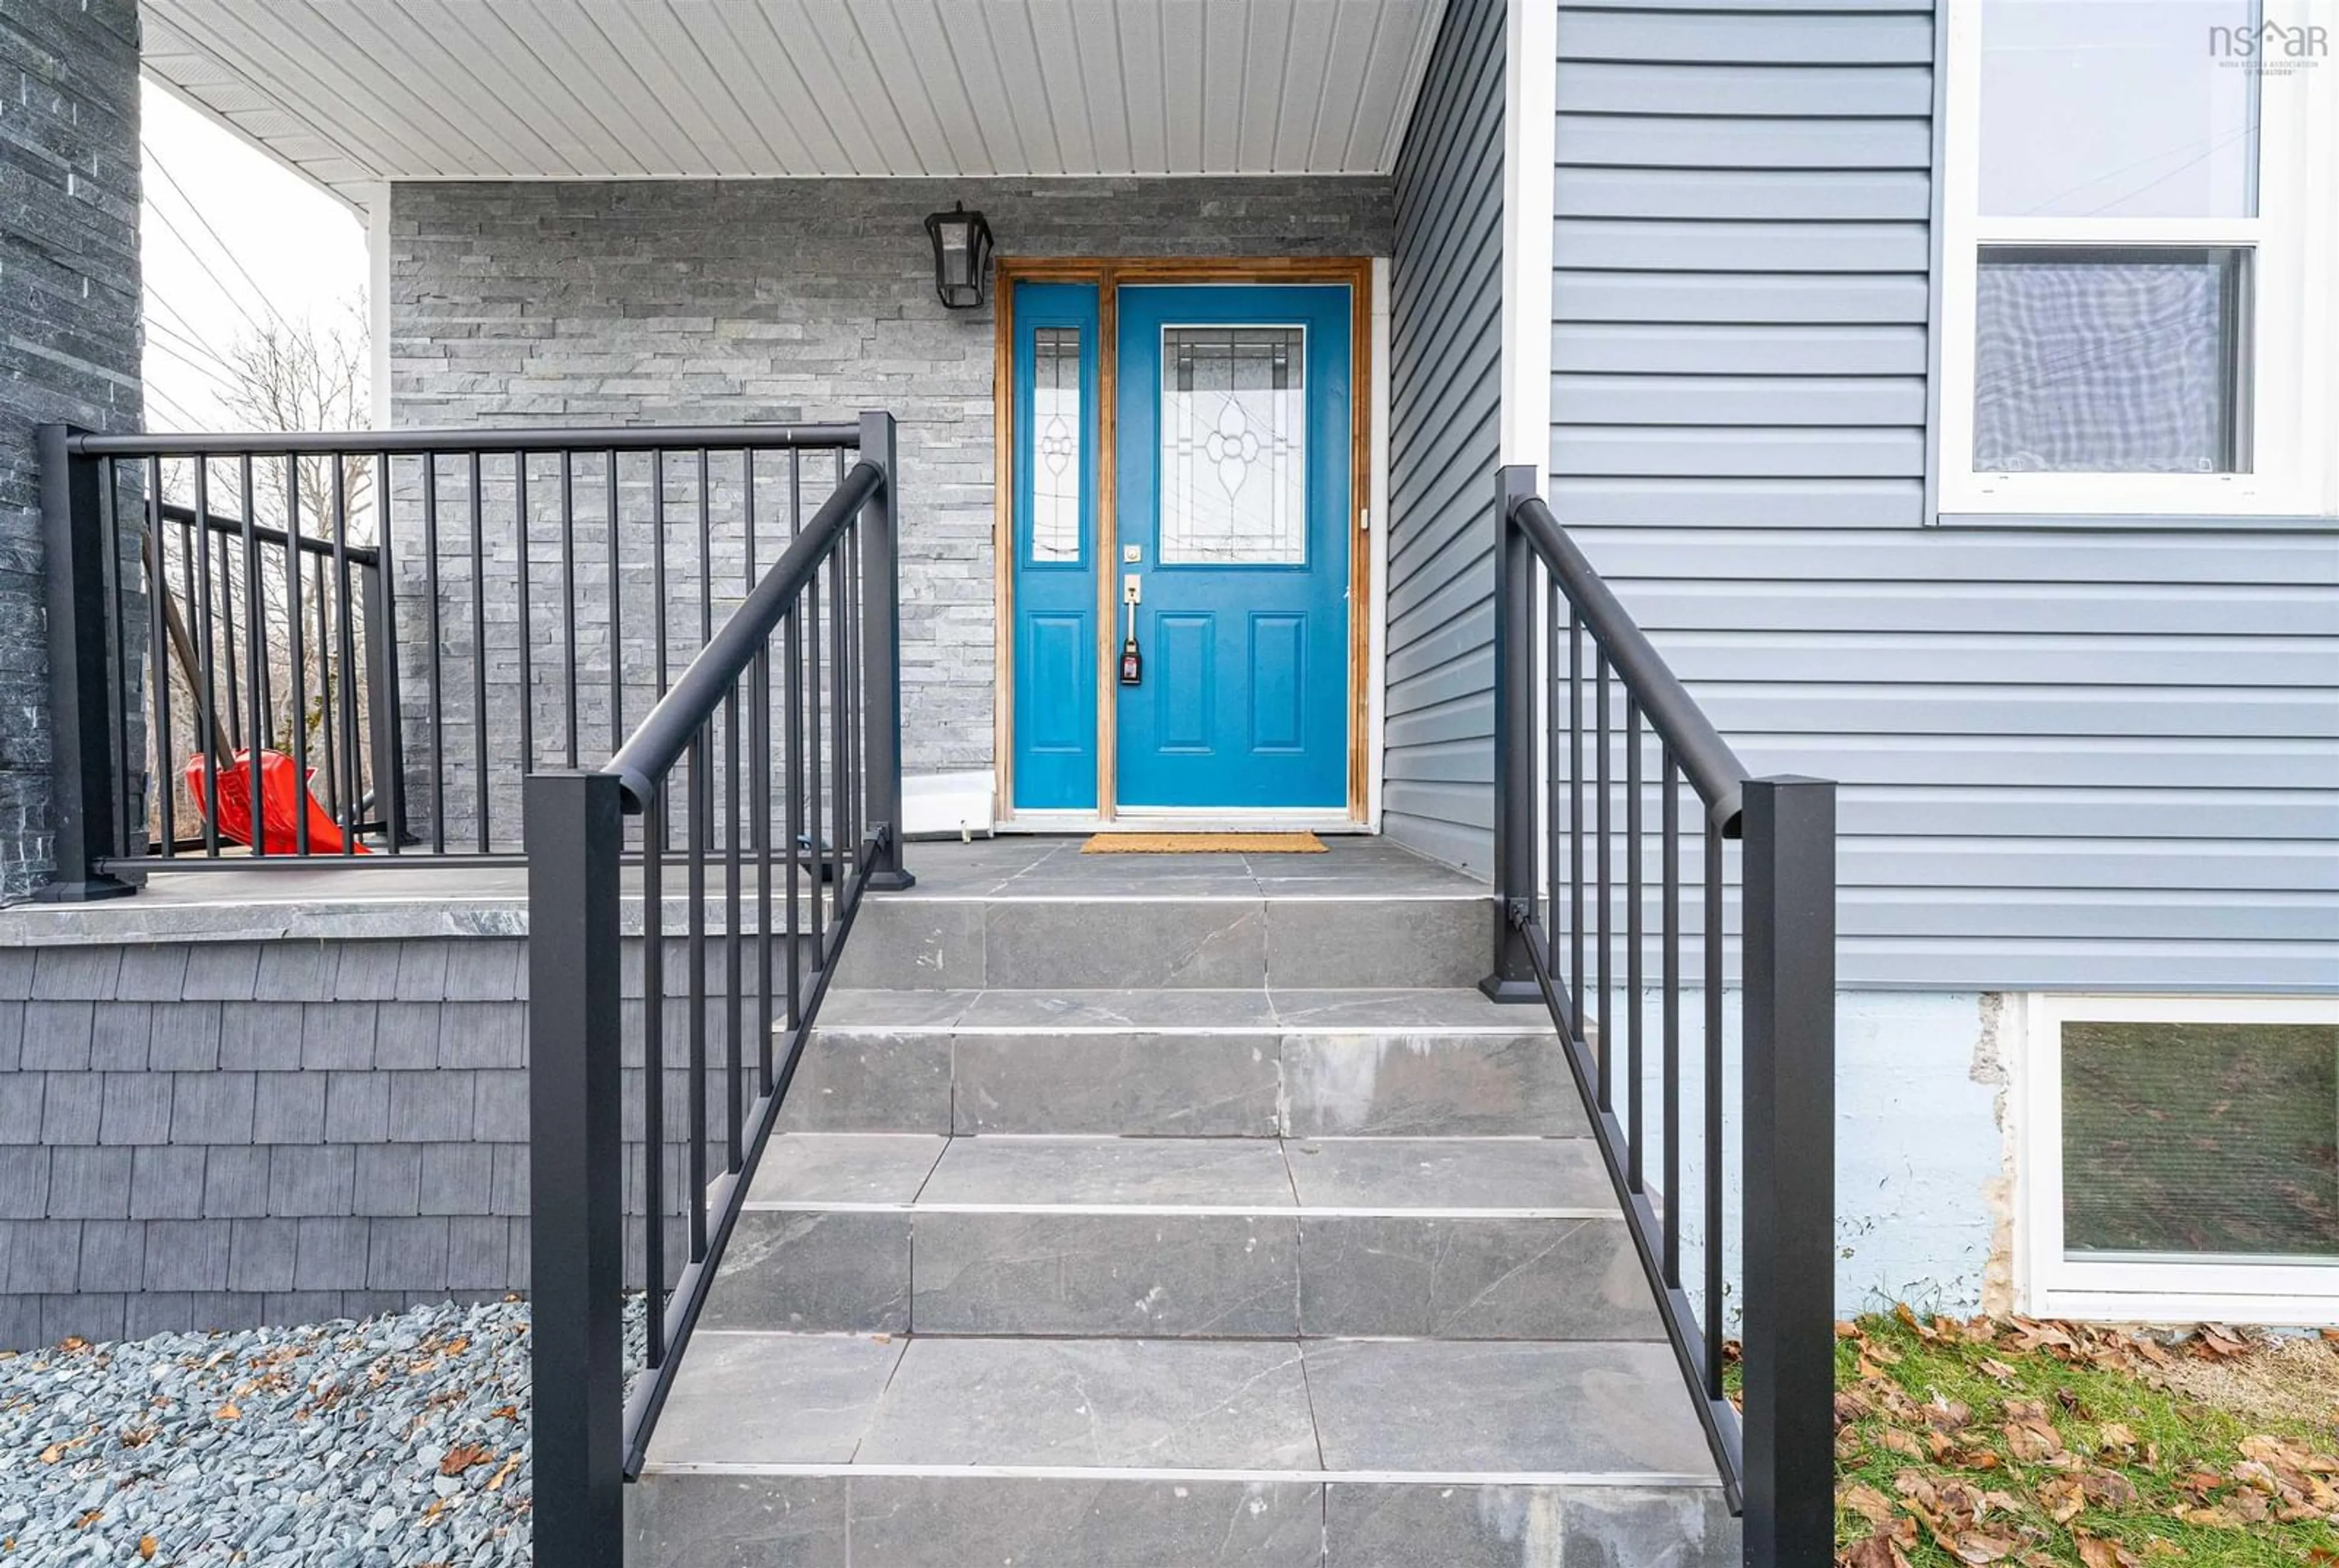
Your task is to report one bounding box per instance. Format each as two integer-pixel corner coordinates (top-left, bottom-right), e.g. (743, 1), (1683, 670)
(1120, 574), (1143, 684)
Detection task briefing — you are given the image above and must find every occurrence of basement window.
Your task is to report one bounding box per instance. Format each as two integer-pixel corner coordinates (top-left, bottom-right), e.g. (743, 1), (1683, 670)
(2020, 994), (2339, 1324)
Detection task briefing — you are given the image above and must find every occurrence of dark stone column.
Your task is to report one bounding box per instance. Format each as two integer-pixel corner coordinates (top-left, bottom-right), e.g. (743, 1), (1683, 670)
(0, 1), (142, 902)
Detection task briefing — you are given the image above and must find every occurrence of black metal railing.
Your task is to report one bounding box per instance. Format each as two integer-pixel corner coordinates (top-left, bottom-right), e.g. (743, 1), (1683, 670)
(1481, 466), (1835, 1568)
(524, 412), (910, 1566)
(35, 420), (861, 893)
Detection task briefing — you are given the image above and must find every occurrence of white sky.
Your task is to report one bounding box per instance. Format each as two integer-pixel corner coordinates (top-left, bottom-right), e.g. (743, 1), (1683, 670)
(139, 79), (370, 432)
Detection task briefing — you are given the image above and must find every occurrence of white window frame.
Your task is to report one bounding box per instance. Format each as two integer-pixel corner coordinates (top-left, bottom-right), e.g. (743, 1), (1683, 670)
(1938, 1), (2339, 518)
(2017, 992), (2339, 1326)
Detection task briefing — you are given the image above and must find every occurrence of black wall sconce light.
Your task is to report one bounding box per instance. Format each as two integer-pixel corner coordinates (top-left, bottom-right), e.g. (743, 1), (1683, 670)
(923, 202), (995, 309)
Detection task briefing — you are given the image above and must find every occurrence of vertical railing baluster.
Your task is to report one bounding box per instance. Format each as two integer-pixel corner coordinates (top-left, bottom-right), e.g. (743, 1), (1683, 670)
(725, 666), (744, 1176)
(332, 455), (359, 849)
(313, 555), (339, 824)
(143, 457), (172, 859)
(424, 454), (446, 854)
(652, 450), (670, 850)
(239, 456), (265, 857)
(805, 561), (826, 963)
(643, 782), (667, 1366)
(784, 455), (805, 1030)
(213, 463), (241, 757)
(1626, 698), (1644, 1194)
(827, 529), (847, 896)
(607, 450), (623, 751)
(286, 456), (311, 856)
(193, 460), (221, 856)
(1595, 652), (1612, 1111)
(1703, 821), (1725, 1401)
(365, 450), (404, 853)
(1569, 610), (1584, 1041)
(1545, 577), (1561, 995)
(1662, 750), (1682, 1290)
(746, 454), (774, 1092)
(517, 454), (535, 786)
(469, 451), (489, 853)
(686, 726), (709, 1263)
(562, 451), (579, 769)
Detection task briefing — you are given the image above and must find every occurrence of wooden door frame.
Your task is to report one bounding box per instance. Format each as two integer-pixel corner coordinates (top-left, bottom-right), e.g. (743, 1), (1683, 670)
(992, 256), (1375, 824)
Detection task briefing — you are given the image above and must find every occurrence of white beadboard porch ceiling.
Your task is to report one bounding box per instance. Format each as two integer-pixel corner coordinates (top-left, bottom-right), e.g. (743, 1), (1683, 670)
(141, 1), (1447, 203)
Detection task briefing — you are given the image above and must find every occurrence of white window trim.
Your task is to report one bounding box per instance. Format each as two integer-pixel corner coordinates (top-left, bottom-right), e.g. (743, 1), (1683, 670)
(2016, 992), (2339, 1326)
(1938, 1), (2339, 519)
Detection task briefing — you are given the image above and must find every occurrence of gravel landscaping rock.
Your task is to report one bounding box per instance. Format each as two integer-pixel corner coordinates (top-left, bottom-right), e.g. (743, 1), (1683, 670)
(0, 1299), (537, 1566)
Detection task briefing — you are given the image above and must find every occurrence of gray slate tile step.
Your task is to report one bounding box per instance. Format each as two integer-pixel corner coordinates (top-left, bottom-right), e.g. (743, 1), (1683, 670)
(703, 1135), (1665, 1340)
(641, 1331), (1723, 1480)
(781, 987), (1587, 1139)
(834, 892), (1496, 990)
(629, 1335), (1735, 1567)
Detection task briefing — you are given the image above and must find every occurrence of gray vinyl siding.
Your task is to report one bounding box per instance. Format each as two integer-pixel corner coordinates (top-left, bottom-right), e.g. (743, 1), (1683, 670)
(1551, 1), (2339, 992)
(1386, 0), (1505, 877)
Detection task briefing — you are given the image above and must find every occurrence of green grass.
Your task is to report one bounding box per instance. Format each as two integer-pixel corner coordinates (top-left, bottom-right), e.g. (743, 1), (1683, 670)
(1813, 1312), (2339, 1566)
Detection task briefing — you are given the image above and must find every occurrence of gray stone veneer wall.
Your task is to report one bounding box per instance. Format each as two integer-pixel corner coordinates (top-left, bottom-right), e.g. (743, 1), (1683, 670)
(386, 177), (1392, 830)
(0, 1), (143, 900)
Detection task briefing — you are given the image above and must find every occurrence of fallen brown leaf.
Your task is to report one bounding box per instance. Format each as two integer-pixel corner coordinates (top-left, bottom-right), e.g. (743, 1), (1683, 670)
(1945, 1529), (2021, 1564)
(1880, 1427), (1926, 1459)
(213, 1401), (240, 1421)
(1840, 1532), (1910, 1568)
(439, 1442), (493, 1476)
(2034, 1476), (2084, 1524)
(1840, 1483), (1897, 1527)
(2072, 1528), (2140, 1568)
(138, 1537), (157, 1561)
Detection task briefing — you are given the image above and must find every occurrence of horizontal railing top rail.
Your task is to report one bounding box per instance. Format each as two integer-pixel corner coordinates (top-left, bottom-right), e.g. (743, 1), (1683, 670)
(526, 410), (911, 1567)
(62, 421), (864, 457)
(1508, 493), (1746, 835)
(1484, 465), (1836, 1568)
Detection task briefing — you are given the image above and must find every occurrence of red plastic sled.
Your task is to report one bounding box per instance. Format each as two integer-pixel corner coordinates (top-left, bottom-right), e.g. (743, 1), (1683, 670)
(182, 750), (370, 856)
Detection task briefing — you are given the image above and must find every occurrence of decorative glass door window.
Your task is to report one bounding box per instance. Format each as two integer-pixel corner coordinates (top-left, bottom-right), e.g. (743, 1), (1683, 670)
(1158, 326), (1307, 564)
(1029, 327), (1083, 564)
(1939, 0), (2338, 516)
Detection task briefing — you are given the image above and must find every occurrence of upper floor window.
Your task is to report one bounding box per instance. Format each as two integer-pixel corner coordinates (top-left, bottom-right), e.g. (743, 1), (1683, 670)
(1940, 0), (2339, 517)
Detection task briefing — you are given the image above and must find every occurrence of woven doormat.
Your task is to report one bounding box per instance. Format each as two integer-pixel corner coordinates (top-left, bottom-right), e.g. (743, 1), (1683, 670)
(1081, 831), (1325, 854)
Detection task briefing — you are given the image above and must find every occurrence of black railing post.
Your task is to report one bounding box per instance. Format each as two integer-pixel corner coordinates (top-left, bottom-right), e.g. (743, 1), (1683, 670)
(526, 770), (626, 1568)
(857, 410), (914, 891)
(37, 424), (136, 901)
(1480, 462), (1539, 1002)
(360, 555), (409, 846)
(1738, 775), (1837, 1568)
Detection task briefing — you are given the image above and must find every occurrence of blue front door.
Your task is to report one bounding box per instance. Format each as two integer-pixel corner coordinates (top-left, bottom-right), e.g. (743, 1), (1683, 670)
(1113, 284), (1353, 809)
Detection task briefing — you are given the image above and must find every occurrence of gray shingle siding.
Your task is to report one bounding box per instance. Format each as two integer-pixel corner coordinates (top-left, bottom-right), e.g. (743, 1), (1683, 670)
(1550, 0), (2338, 991)
(1385, 0), (1507, 877)
(0, 937), (542, 1345)
(0, 931), (739, 1345)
